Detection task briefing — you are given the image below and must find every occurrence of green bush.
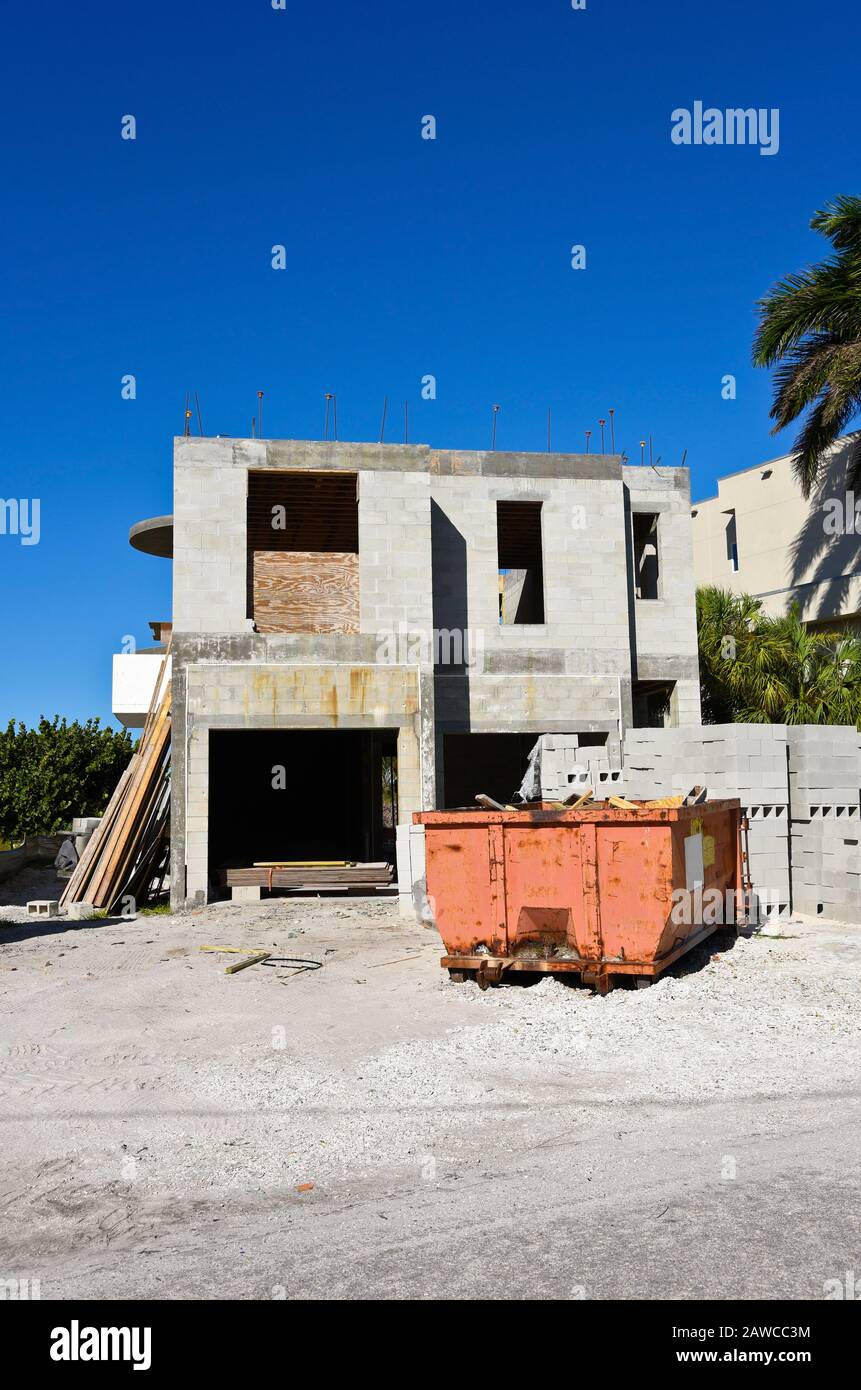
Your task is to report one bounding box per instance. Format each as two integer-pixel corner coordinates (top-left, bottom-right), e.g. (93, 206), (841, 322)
(0, 717), (134, 841)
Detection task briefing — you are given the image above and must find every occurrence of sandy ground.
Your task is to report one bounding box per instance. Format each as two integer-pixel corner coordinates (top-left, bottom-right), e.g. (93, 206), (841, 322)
(1, 870), (860, 1301)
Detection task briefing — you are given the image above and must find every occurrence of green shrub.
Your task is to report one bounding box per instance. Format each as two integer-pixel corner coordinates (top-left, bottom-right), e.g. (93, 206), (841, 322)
(0, 717), (134, 841)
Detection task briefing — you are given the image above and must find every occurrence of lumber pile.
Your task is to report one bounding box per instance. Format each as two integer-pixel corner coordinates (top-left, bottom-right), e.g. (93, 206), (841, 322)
(60, 655), (171, 913)
(221, 862), (393, 891)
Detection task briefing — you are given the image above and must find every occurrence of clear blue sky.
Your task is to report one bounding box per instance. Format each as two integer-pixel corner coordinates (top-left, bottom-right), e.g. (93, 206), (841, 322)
(0, 0), (856, 727)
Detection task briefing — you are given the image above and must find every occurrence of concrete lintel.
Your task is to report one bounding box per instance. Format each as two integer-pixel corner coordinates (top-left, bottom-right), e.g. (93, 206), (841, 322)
(434, 718), (619, 735)
(634, 655), (700, 682)
(186, 712), (416, 732)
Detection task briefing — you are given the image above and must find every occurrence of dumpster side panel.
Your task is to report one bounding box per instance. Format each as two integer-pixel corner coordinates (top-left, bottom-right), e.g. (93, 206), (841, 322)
(424, 824), (506, 955)
(501, 823), (588, 960)
(653, 808), (739, 958)
(595, 823), (674, 963)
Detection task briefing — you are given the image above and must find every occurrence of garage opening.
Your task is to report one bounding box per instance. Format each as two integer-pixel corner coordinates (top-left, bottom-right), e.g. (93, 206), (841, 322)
(442, 733), (539, 808)
(208, 729), (398, 893)
(246, 470), (359, 632)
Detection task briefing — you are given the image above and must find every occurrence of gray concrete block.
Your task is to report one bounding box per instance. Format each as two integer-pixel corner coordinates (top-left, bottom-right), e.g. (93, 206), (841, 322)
(27, 900), (59, 917)
(66, 902), (96, 921)
(231, 886), (262, 902)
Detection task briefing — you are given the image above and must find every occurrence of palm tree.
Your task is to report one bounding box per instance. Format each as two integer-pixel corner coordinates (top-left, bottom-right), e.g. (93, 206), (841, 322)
(752, 195), (861, 497)
(696, 586), (763, 722)
(696, 586), (861, 725)
(733, 606), (861, 724)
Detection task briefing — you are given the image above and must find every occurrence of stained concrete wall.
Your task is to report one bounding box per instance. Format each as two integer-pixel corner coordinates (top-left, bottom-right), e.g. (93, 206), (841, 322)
(171, 657), (428, 906)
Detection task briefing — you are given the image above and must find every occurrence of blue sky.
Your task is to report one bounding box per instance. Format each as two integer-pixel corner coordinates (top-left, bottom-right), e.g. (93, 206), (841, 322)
(0, 0), (856, 727)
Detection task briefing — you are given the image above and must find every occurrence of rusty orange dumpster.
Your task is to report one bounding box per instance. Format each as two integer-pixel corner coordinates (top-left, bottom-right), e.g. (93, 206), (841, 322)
(414, 800), (745, 991)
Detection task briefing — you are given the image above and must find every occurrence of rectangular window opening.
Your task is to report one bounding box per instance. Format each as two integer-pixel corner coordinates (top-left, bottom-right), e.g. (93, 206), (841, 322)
(724, 510), (739, 572)
(632, 680), (675, 728)
(632, 512), (660, 600)
(497, 501), (545, 624)
(246, 470), (359, 632)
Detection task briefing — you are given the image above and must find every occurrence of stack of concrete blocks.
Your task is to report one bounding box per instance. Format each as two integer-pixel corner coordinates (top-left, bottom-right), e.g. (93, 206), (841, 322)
(72, 816), (102, 860)
(536, 735), (624, 801)
(623, 725), (792, 919)
(623, 723), (861, 923)
(538, 735), (586, 802)
(788, 726), (861, 922)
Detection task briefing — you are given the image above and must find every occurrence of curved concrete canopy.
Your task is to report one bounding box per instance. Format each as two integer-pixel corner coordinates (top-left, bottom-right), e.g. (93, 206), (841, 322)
(129, 516), (173, 558)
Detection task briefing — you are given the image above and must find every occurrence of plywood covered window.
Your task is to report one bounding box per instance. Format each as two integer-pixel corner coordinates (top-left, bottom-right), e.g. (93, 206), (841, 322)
(497, 501), (545, 624)
(632, 511), (660, 600)
(247, 471), (359, 633)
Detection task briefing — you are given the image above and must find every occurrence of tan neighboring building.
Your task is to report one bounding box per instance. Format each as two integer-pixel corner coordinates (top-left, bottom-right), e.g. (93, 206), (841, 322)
(692, 432), (861, 632)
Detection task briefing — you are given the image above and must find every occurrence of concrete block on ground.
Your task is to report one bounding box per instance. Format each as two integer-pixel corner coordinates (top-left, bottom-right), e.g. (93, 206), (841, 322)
(231, 885), (261, 903)
(26, 900), (58, 917)
(66, 902), (96, 921)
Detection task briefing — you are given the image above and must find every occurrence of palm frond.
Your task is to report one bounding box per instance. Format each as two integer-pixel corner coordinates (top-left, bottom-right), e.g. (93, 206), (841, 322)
(753, 197), (861, 495)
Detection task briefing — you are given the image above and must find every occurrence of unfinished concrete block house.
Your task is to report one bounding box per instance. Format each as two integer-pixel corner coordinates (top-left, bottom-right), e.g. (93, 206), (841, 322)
(126, 436), (701, 907)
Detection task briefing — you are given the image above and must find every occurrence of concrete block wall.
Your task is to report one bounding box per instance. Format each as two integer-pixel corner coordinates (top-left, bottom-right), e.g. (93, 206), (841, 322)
(787, 726), (861, 920)
(396, 823), (428, 920)
(787, 725), (860, 815)
(357, 468), (434, 634)
(172, 439), (701, 747)
(624, 724), (789, 801)
(625, 467), (702, 729)
(173, 438), (251, 633)
(623, 723), (861, 923)
(671, 680), (704, 726)
(434, 672), (623, 732)
(792, 815), (861, 920)
(532, 734), (624, 801)
(174, 438), (436, 640)
(429, 470), (632, 669)
(625, 468), (701, 667)
(624, 724), (791, 914)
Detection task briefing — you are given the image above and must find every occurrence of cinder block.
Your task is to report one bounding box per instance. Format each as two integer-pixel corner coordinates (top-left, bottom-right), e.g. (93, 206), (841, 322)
(26, 900), (58, 918)
(231, 885), (261, 903)
(66, 902), (96, 921)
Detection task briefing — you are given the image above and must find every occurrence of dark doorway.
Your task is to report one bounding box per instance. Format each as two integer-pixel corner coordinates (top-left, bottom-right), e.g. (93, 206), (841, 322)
(442, 733), (538, 808)
(632, 681), (675, 728)
(208, 729), (398, 880)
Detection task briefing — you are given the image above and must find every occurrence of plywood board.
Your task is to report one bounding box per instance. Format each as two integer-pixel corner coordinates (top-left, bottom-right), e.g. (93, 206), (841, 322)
(253, 550), (359, 634)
